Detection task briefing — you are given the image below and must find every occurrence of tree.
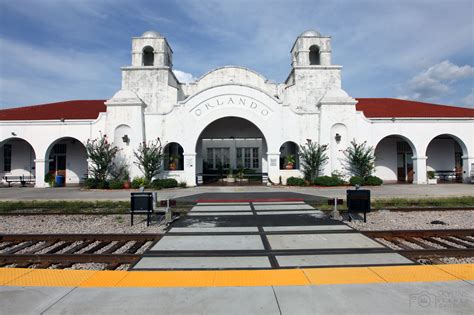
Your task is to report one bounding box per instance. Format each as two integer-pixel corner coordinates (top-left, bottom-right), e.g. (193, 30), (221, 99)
(343, 140), (376, 178)
(299, 140), (329, 182)
(86, 134), (119, 182)
(134, 138), (164, 181)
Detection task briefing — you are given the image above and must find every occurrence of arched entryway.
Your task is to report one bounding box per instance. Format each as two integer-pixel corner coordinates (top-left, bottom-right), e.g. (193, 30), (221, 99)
(279, 141), (299, 170)
(45, 137), (88, 185)
(0, 138), (36, 185)
(374, 135), (417, 183)
(426, 134), (469, 182)
(195, 117), (268, 185)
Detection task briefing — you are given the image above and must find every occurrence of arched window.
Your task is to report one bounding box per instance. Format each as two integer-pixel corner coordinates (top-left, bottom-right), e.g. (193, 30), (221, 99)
(164, 142), (184, 171)
(142, 46), (154, 66)
(280, 141), (299, 170)
(309, 45), (320, 65)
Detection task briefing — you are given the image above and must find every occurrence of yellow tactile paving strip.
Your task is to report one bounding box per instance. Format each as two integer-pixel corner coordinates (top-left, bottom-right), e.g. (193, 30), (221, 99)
(0, 264), (472, 288)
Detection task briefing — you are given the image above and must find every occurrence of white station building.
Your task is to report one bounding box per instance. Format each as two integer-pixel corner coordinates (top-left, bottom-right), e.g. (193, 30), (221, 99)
(1, 29), (473, 188)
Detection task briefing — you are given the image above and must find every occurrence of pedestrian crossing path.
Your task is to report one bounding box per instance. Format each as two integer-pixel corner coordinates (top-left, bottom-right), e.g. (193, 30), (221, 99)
(132, 200), (413, 270)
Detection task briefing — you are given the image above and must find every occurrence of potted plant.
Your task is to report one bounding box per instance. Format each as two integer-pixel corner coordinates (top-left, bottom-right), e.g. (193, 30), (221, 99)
(427, 171), (437, 185)
(235, 167), (248, 183)
(226, 168), (235, 183)
(284, 154), (296, 169)
(122, 169), (131, 189)
(45, 172), (55, 187)
(169, 155), (179, 170)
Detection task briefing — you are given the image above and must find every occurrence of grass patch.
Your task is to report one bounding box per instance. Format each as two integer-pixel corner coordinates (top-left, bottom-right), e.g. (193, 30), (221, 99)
(0, 200), (130, 214)
(310, 196), (474, 211)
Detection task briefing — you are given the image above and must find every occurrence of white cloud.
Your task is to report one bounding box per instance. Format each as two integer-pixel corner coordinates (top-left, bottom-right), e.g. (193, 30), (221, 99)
(173, 70), (196, 83)
(461, 89), (474, 107)
(400, 60), (474, 102)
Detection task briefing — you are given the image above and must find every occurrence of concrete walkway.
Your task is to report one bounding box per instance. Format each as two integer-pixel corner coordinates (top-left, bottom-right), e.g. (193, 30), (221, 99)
(0, 183), (472, 201)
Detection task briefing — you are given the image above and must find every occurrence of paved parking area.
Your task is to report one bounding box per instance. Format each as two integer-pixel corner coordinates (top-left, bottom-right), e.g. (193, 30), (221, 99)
(133, 201), (412, 270)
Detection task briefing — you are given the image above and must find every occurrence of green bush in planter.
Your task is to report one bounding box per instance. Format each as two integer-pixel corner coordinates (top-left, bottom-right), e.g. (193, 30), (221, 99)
(363, 176), (383, 186)
(96, 180), (109, 189)
(349, 176), (364, 186)
(109, 179), (123, 189)
(286, 177), (306, 186)
(313, 176), (344, 186)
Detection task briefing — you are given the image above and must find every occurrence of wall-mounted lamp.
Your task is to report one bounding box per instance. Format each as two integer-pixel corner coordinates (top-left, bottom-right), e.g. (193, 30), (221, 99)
(122, 135), (130, 144)
(335, 133), (342, 143)
(11, 132), (17, 136)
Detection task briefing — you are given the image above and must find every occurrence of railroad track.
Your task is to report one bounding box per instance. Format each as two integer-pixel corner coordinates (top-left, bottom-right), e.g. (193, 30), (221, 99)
(0, 234), (161, 270)
(362, 229), (474, 262)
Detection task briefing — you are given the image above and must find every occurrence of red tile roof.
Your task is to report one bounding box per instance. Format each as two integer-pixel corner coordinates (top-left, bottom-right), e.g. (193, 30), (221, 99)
(0, 100), (106, 121)
(356, 98), (474, 118)
(0, 98), (473, 121)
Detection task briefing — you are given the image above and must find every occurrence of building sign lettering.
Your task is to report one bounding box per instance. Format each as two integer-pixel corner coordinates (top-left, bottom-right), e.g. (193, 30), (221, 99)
(191, 95), (272, 118)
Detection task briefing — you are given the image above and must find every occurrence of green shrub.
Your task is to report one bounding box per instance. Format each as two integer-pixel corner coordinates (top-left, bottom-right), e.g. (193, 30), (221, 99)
(349, 176), (364, 186)
(427, 171), (435, 179)
(364, 176), (383, 186)
(96, 180), (109, 189)
(313, 176), (344, 186)
(151, 179), (163, 190)
(160, 178), (178, 188)
(286, 177), (306, 186)
(131, 176), (150, 189)
(83, 178), (98, 189)
(179, 181), (187, 188)
(109, 179), (123, 189)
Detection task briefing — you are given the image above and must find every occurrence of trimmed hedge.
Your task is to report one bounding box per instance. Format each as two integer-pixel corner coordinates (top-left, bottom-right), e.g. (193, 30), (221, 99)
(364, 175), (383, 186)
(152, 178), (178, 189)
(286, 177), (306, 186)
(349, 176), (364, 186)
(109, 179), (123, 190)
(312, 176), (344, 186)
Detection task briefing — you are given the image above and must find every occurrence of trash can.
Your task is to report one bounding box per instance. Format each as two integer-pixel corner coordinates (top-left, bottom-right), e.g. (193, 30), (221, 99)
(55, 175), (65, 187)
(347, 189), (370, 222)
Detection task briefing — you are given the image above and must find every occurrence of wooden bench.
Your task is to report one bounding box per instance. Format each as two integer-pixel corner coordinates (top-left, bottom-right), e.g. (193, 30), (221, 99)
(3, 175), (36, 187)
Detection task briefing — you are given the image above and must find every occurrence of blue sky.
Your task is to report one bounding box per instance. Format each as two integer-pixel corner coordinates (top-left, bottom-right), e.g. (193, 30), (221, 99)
(0, 0), (473, 109)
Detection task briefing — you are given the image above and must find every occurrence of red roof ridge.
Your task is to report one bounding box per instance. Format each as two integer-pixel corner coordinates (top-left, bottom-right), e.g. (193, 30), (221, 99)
(355, 98), (474, 118)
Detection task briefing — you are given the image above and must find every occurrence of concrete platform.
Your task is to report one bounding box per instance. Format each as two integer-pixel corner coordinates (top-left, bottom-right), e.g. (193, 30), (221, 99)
(263, 225), (352, 231)
(150, 235), (265, 251)
(255, 210), (325, 215)
(253, 204), (315, 210)
(267, 233), (384, 250)
(134, 256), (272, 269)
(276, 253), (413, 267)
(191, 205), (251, 211)
(187, 211), (254, 216)
(169, 226), (259, 233)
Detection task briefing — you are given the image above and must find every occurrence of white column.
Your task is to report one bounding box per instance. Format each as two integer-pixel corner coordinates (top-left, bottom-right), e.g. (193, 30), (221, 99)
(266, 152), (280, 184)
(462, 156), (474, 183)
(34, 159), (48, 188)
(183, 153), (197, 187)
(412, 156), (427, 184)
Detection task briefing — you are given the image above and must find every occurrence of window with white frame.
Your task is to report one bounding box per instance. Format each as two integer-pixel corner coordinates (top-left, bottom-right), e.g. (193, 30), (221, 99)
(236, 147), (259, 169)
(206, 148), (230, 169)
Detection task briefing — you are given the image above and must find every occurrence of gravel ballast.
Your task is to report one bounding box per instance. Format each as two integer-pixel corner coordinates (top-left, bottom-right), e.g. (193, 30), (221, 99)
(345, 210), (474, 231)
(0, 214), (167, 234)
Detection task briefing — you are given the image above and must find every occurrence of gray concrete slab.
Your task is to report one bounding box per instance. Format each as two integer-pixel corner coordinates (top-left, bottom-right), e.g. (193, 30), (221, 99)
(256, 210), (325, 215)
(263, 225), (352, 231)
(150, 235), (264, 251)
(187, 212), (254, 216)
(196, 202), (250, 205)
(274, 281), (474, 315)
(134, 256), (271, 269)
(253, 204), (315, 210)
(252, 201), (305, 205)
(170, 226), (259, 233)
(0, 286), (74, 315)
(276, 253), (413, 267)
(191, 205), (251, 211)
(43, 286), (280, 315)
(267, 233), (385, 250)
